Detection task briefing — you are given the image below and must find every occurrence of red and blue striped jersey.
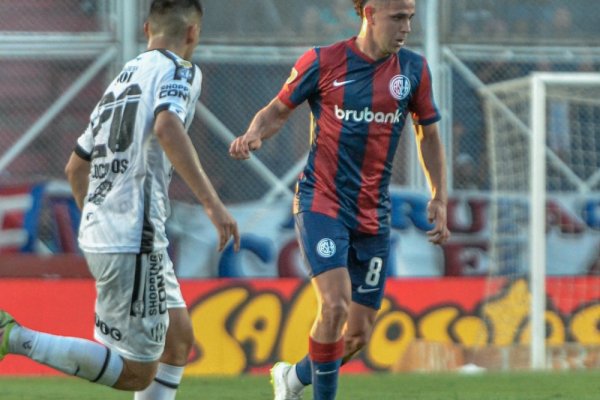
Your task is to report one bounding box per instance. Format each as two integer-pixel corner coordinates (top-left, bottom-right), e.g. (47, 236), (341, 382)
(278, 38), (441, 234)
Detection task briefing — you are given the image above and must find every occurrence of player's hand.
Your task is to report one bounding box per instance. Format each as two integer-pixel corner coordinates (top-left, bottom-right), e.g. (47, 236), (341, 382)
(229, 133), (262, 160)
(204, 201), (240, 252)
(426, 198), (450, 245)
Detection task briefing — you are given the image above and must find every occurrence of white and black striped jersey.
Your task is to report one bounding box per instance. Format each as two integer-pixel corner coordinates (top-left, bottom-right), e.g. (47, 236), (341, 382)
(74, 49), (202, 253)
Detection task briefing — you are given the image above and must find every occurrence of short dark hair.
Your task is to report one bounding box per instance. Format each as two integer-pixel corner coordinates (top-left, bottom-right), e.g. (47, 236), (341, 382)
(148, 0), (203, 38)
(353, 0), (367, 17)
(150, 0), (203, 18)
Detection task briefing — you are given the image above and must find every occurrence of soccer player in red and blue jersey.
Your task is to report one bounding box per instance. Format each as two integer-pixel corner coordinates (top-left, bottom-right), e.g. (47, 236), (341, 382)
(230, 1), (450, 399)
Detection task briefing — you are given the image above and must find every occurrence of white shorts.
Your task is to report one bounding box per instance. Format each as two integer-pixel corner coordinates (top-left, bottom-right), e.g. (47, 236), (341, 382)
(84, 250), (186, 362)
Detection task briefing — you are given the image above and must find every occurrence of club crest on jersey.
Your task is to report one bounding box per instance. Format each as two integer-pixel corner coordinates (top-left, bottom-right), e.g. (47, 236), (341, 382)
(176, 67), (193, 81)
(316, 238), (336, 258)
(285, 67), (299, 85)
(389, 75), (411, 100)
(177, 59), (193, 69)
(131, 300), (145, 317)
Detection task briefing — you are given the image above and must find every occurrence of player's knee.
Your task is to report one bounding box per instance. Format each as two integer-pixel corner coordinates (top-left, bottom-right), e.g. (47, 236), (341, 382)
(182, 322), (195, 350)
(174, 326), (194, 361)
(320, 298), (350, 323)
(176, 322), (194, 351)
(162, 323), (194, 365)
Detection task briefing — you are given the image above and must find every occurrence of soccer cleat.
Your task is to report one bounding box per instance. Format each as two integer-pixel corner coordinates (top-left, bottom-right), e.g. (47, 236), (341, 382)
(271, 361), (305, 400)
(0, 310), (16, 361)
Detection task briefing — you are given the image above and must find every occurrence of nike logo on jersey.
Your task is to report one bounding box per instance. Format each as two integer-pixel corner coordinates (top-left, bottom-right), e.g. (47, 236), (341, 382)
(357, 285), (380, 294)
(333, 79), (356, 87)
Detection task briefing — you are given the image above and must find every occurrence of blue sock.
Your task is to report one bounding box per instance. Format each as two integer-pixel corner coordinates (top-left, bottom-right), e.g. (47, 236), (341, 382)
(309, 337), (344, 400)
(295, 355), (312, 385)
(311, 358), (342, 400)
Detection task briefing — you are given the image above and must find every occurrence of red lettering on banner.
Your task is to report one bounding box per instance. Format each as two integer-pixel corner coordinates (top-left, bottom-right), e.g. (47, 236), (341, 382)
(546, 200), (586, 234)
(3, 277), (600, 376)
(446, 198), (487, 234)
(441, 241), (488, 276)
(277, 239), (305, 277)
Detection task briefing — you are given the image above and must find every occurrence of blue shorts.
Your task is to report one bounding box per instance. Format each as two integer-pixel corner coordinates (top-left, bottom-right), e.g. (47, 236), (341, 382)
(294, 211), (390, 309)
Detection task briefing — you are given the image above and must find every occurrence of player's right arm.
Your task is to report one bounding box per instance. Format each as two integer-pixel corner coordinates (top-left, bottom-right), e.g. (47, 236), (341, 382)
(228, 97), (293, 160)
(155, 110), (240, 252)
(230, 48), (319, 160)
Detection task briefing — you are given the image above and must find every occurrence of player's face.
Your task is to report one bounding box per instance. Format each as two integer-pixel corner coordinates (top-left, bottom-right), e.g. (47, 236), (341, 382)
(371, 0), (415, 56)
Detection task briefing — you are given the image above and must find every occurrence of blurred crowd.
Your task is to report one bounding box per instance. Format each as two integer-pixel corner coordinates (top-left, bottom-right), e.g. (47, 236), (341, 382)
(196, 0), (599, 46)
(452, 0), (595, 45)
(199, 0), (362, 45)
(2, 0), (599, 196)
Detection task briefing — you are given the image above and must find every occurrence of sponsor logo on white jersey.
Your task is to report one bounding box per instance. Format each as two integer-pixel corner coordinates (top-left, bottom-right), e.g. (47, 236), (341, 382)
(334, 104), (402, 124)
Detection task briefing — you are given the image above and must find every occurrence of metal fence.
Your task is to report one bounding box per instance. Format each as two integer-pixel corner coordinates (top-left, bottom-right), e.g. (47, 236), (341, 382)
(1, 0), (599, 201)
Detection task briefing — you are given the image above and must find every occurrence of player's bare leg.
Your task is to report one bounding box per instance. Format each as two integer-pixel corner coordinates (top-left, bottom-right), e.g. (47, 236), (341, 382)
(160, 307), (194, 366)
(277, 300), (378, 398)
(341, 302), (378, 363)
(272, 268), (351, 400)
(310, 268), (352, 342)
(113, 360), (157, 390)
(307, 268), (351, 399)
(134, 307), (194, 400)
(99, 307), (195, 394)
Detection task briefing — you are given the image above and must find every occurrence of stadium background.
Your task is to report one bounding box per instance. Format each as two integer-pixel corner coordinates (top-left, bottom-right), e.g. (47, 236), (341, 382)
(1, 0), (600, 376)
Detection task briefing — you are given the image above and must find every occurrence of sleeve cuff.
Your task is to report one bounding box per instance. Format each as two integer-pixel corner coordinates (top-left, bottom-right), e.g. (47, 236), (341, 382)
(74, 144), (92, 161)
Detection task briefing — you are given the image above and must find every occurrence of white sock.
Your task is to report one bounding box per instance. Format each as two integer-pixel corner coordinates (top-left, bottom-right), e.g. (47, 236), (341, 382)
(287, 365), (305, 392)
(134, 363), (184, 400)
(9, 325), (123, 386)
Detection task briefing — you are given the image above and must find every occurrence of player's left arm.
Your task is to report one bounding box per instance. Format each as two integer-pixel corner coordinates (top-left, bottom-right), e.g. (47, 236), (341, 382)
(155, 110), (240, 252)
(65, 152), (90, 210)
(414, 122), (450, 245)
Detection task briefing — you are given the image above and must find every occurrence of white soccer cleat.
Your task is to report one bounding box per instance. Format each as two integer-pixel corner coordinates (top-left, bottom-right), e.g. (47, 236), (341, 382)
(270, 361), (305, 400)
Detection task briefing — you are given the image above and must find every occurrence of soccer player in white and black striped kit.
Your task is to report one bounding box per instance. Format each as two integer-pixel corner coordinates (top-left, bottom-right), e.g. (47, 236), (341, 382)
(0, 1), (239, 399)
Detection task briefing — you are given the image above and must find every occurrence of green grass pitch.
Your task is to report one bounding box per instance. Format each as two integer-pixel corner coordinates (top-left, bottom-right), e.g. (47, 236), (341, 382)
(2, 371), (600, 399)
